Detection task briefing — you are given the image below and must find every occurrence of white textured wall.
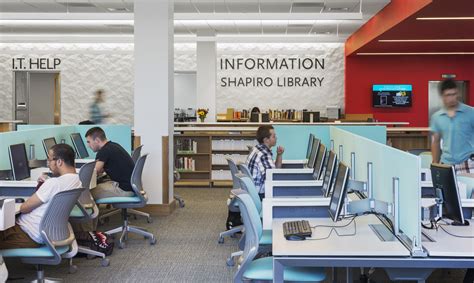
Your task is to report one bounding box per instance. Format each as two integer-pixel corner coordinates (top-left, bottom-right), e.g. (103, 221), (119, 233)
(217, 43), (344, 116)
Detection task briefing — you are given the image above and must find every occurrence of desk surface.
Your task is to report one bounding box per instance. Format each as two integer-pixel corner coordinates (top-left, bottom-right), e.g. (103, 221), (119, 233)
(272, 215), (410, 257)
(422, 219), (474, 257)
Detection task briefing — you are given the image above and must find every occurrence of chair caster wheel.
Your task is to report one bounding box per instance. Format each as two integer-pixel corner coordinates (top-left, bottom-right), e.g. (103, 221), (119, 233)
(101, 258), (110, 267)
(218, 237), (224, 244)
(179, 201), (185, 208)
(150, 237), (157, 245)
(119, 242), (126, 249)
(69, 265), (78, 274)
(147, 217), (153, 223)
(226, 257), (235, 267)
(86, 254), (96, 260)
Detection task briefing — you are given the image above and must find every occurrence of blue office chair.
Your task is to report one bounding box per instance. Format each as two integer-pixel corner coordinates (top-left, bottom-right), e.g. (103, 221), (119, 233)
(458, 175), (474, 199)
(95, 154), (156, 249)
(237, 163), (252, 180)
(131, 145), (143, 164)
(232, 189), (326, 283)
(419, 151), (432, 169)
(0, 188), (84, 282)
(69, 161), (110, 267)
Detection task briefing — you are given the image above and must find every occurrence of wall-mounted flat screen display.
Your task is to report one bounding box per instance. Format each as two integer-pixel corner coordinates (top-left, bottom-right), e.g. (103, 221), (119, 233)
(372, 84), (412, 108)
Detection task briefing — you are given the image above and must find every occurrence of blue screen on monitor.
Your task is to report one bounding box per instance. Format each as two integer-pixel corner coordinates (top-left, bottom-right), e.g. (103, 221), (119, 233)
(372, 84), (412, 108)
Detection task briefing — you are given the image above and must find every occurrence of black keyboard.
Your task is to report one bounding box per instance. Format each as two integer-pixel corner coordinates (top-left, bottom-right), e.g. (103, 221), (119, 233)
(283, 220), (312, 240)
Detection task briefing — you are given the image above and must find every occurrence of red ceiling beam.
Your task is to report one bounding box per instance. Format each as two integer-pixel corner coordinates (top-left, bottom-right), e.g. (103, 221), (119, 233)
(345, 0), (432, 56)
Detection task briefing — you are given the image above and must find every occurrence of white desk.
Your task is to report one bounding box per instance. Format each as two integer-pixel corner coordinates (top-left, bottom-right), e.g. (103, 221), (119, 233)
(264, 179), (323, 198)
(422, 220), (474, 257)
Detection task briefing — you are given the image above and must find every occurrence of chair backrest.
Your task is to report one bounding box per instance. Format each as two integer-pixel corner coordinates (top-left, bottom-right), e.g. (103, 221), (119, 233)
(232, 189), (261, 283)
(407, 149), (429, 156)
(131, 145), (144, 164)
(226, 157), (240, 189)
(236, 175), (262, 214)
(130, 154), (149, 204)
(40, 188), (83, 246)
(458, 175), (474, 199)
(419, 151), (432, 169)
(77, 161), (99, 219)
(237, 163), (252, 180)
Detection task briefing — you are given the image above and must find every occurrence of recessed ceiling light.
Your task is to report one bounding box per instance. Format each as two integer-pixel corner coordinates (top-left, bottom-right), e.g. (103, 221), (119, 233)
(378, 39), (474, 42)
(357, 52), (474, 55)
(416, 17), (474, 20)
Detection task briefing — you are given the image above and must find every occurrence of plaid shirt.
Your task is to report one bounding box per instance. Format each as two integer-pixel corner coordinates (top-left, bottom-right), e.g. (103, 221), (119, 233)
(246, 144), (275, 194)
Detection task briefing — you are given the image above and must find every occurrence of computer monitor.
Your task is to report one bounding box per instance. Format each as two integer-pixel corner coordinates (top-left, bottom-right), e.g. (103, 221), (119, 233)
(303, 111), (320, 123)
(430, 163), (468, 226)
(307, 138), (320, 169)
(42, 137), (57, 156)
(322, 151), (338, 198)
(8, 143), (30, 181)
(312, 143), (326, 180)
(328, 162), (350, 222)
(70, 133), (89, 159)
(306, 133), (315, 160)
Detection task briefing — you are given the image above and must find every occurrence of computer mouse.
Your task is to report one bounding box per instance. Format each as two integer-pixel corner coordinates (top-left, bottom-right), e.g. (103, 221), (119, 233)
(15, 198), (25, 203)
(286, 234), (306, 241)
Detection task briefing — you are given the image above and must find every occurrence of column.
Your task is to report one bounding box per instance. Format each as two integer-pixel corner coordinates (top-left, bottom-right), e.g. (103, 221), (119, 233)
(134, 0), (174, 206)
(196, 31), (217, 122)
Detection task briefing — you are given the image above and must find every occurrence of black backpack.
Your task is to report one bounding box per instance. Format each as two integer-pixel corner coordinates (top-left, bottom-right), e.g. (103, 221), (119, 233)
(75, 231), (115, 256)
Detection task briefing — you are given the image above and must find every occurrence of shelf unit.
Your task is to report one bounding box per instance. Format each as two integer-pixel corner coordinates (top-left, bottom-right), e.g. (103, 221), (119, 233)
(174, 131), (257, 187)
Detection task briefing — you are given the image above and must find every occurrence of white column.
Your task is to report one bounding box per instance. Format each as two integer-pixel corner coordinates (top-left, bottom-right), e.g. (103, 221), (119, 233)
(196, 33), (217, 122)
(134, 0), (174, 205)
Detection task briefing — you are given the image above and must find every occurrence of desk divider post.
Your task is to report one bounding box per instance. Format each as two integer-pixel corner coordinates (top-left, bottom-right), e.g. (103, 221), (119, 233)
(330, 139), (334, 151)
(392, 177), (400, 236)
(339, 145), (343, 162)
(350, 152), (356, 180)
(367, 162), (373, 198)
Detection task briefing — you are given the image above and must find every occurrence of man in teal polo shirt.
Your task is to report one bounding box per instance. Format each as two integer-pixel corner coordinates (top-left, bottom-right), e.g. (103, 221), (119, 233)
(430, 79), (474, 174)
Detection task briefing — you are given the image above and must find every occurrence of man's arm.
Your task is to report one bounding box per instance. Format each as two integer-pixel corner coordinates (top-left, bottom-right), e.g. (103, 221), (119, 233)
(275, 146), (284, 168)
(20, 194), (43, 214)
(95, 160), (105, 175)
(431, 133), (441, 164)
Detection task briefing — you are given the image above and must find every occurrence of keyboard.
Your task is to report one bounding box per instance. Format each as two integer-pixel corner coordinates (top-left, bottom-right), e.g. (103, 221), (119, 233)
(283, 220), (312, 240)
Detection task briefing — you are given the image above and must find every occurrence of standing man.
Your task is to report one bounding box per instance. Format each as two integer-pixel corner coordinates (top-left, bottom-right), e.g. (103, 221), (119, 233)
(246, 125), (284, 200)
(89, 89), (111, 124)
(85, 127), (135, 199)
(430, 79), (474, 173)
(0, 144), (81, 249)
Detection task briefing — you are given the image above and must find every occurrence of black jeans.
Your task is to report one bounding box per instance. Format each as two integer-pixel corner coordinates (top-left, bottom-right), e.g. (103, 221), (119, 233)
(258, 193), (264, 201)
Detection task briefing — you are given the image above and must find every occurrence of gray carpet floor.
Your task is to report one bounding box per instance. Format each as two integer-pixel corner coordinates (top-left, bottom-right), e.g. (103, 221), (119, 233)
(4, 187), (467, 282)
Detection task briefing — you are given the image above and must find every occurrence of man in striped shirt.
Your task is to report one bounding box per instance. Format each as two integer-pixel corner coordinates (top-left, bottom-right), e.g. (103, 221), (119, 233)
(246, 125), (284, 200)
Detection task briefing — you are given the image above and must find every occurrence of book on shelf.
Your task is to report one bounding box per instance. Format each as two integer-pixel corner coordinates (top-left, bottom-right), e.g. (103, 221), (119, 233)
(176, 157), (196, 171)
(176, 138), (198, 154)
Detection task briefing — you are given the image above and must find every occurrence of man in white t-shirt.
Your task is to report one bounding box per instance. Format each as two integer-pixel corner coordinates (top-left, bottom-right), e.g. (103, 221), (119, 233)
(0, 144), (81, 249)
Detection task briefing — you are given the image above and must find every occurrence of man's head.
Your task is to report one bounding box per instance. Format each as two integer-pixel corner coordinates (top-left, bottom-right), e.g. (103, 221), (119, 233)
(85, 127), (107, 152)
(94, 89), (105, 103)
(440, 79), (459, 109)
(256, 125), (277, 148)
(48, 144), (76, 176)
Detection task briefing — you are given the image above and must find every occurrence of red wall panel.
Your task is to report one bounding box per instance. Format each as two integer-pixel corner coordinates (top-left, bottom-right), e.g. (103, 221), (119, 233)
(345, 55), (474, 127)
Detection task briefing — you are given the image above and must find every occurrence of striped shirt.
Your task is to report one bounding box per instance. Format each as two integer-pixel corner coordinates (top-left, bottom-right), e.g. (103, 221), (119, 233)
(246, 144), (275, 194)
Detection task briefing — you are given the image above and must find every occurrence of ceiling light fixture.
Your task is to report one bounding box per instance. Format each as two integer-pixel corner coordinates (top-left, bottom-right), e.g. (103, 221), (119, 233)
(416, 17), (474, 20)
(357, 52), (474, 55)
(378, 39), (474, 42)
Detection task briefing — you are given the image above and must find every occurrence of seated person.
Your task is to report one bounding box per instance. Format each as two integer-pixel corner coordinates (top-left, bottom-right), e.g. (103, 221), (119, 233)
(0, 144), (81, 249)
(85, 127), (135, 199)
(246, 125), (284, 200)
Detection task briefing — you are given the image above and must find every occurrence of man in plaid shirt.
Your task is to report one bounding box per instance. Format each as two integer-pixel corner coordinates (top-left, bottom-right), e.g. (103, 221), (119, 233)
(246, 125), (284, 200)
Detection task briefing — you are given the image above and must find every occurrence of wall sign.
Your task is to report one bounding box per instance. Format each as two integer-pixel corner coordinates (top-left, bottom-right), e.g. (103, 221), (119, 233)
(219, 56), (325, 88)
(12, 57), (61, 70)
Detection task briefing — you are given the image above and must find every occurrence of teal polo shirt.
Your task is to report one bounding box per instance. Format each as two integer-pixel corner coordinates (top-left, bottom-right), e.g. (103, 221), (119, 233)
(430, 102), (474, 165)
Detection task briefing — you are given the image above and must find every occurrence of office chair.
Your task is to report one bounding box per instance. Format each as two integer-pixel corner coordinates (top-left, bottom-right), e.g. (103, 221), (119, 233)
(458, 175), (474, 199)
(0, 188), (84, 282)
(69, 161), (110, 267)
(95, 154), (157, 249)
(99, 145), (152, 224)
(407, 149), (429, 156)
(218, 158), (244, 245)
(237, 164), (252, 180)
(419, 151), (432, 169)
(231, 189), (326, 283)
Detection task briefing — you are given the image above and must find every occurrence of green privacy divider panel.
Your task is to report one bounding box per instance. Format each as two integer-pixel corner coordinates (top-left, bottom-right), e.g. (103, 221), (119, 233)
(2, 125), (132, 170)
(330, 126), (421, 253)
(273, 125), (386, 159)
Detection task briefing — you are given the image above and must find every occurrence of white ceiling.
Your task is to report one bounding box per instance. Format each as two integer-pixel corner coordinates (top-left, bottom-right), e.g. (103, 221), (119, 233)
(0, 0), (391, 42)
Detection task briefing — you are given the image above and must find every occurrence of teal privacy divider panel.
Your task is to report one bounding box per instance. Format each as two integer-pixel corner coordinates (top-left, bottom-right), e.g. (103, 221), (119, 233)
(330, 127), (421, 252)
(273, 125), (386, 160)
(2, 125), (132, 170)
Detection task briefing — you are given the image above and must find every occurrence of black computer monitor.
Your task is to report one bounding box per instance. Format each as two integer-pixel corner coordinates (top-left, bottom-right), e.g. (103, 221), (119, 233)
(306, 133), (315, 160)
(307, 138), (320, 169)
(322, 150), (338, 198)
(430, 163), (468, 226)
(303, 111), (320, 123)
(312, 143), (326, 180)
(42, 137), (57, 156)
(9, 143), (30, 181)
(70, 133), (89, 159)
(328, 162), (350, 222)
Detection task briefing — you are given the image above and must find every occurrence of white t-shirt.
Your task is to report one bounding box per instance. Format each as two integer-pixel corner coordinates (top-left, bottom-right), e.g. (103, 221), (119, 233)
(17, 173), (82, 243)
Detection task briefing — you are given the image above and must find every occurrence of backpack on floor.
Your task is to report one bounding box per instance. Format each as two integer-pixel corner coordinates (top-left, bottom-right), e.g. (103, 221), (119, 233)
(75, 231), (115, 256)
(226, 211), (243, 230)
